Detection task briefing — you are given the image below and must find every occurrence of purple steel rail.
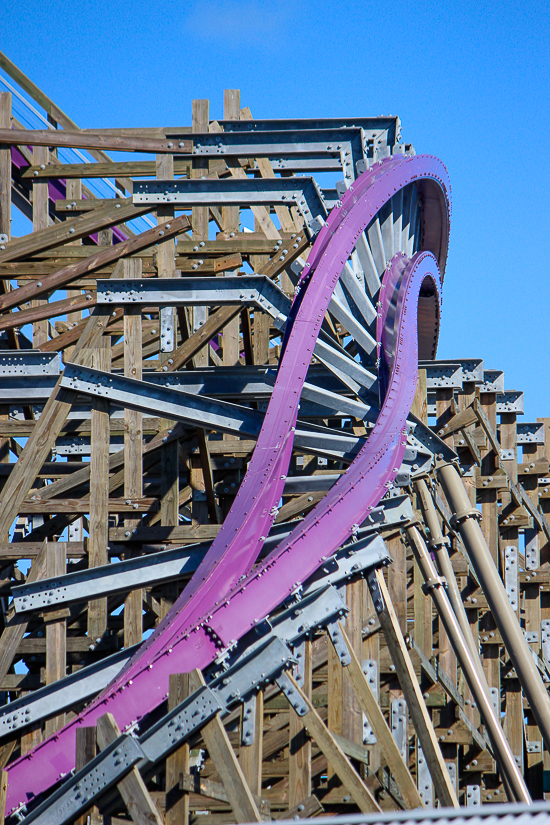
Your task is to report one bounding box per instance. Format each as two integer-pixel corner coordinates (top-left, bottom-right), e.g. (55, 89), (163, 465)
(5, 154), (450, 814)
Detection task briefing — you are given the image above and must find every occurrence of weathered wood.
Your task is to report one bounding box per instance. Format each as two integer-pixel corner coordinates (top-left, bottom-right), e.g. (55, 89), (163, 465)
(285, 673), (380, 813)
(0, 126), (191, 153)
(166, 673), (190, 825)
(123, 257), (144, 650)
(0, 770), (7, 825)
(0, 199), (151, 264)
(0, 93), (11, 242)
(372, 568), (459, 808)
(88, 336), (110, 640)
(337, 623), (423, 809)
(289, 640), (311, 807)
(189, 669), (262, 823)
(0, 213), (191, 311)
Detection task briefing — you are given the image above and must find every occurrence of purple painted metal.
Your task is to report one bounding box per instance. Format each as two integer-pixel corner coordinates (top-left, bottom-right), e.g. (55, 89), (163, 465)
(5, 153), (450, 813)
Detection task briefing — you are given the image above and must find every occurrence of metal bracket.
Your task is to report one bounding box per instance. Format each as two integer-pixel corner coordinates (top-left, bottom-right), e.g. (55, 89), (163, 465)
(526, 740), (542, 753)
(391, 698), (408, 761)
(417, 744), (433, 807)
(366, 569), (385, 614)
(160, 306), (175, 352)
(275, 670), (308, 716)
(362, 659), (378, 745)
(241, 695), (256, 747)
(504, 545), (518, 611)
(466, 784), (481, 807)
(541, 620), (550, 665)
(326, 618), (352, 666)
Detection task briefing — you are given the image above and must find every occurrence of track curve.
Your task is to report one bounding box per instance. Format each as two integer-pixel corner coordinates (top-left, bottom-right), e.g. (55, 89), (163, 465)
(5, 153), (450, 814)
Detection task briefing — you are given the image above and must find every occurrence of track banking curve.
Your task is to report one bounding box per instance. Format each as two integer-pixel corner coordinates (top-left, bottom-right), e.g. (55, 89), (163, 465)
(5, 154), (451, 814)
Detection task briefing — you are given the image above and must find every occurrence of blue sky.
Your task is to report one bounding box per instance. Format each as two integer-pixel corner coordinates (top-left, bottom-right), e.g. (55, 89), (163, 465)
(1, 0), (549, 419)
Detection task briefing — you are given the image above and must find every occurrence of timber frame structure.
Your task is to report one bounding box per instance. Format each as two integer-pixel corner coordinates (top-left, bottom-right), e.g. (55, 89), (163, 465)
(0, 50), (549, 825)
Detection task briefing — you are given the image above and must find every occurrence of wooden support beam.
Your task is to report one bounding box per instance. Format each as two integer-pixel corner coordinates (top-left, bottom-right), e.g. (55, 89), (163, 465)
(0, 770), (7, 825)
(88, 335), (110, 640)
(284, 673), (380, 813)
(289, 640), (311, 808)
(0, 126), (191, 153)
(96, 713), (164, 825)
(44, 541), (67, 736)
(336, 623), (423, 809)
(0, 93), (11, 242)
(0, 212), (191, 312)
(190, 669), (262, 823)
(75, 726), (98, 825)
(123, 257), (144, 649)
(240, 691), (264, 797)
(166, 673), (190, 825)
(370, 568), (459, 808)
(0, 199), (151, 264)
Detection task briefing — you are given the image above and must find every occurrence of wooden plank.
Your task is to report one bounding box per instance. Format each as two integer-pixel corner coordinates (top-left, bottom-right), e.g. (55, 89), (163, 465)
(336, 623), (423, 809)
(0, 770), (7, 825)
(75, 726), (98, 825)
(0, 212), (191, 312)
(372, 568), (459, 808)
(166, 673), (190, 825)
(190, 669), (262, 823)
(32, 144), (49, 347)
(18, 497), (157, 514)
(240, 691), (264, 797)
(96, 713), (164, 825)
(88, 336), (110, 640)
(0, 126), (191, 153)
(192, 99), (209, 243)
(0, 94), (10, 241)
(0, 199), (151, 264)
(284, 673), (380, 813)
(44, 541), (67, 736)
(289, 641), (311, 807)
(0, 291), (95, 333)
(123, 256), (144, 650)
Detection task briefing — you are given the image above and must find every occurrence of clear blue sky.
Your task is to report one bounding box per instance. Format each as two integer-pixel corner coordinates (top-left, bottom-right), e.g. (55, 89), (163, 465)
(1, 0), (549, 419)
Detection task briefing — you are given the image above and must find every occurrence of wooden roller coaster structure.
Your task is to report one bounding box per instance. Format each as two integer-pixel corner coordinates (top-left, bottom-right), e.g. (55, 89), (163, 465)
(0, 49), (549, 824)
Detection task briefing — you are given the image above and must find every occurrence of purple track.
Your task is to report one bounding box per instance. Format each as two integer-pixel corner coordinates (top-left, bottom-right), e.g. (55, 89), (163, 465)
(5, 153), (450, 814)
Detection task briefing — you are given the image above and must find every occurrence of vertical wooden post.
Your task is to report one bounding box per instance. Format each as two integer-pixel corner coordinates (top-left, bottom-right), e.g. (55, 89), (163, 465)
(88, 336), (110, 640)
(44, 542), (66, 736)
(341, 580), (364, 746)
(240, 690), (264, 798)
(0, 93), (10, 242)
(165, 673), (190, 825)
(75, 727), (98, 825)
(222, 90), (241, 368)
(123, 257), (143, 649)
(31, 144), (49, 347)
(192, 99), (210, 368)
(288, 641), (311, 807)
(157, 154), (179, 528)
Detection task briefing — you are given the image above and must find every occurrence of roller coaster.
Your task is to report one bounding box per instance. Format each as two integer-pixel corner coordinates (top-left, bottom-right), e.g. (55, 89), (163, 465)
(0, 50), (550, 824)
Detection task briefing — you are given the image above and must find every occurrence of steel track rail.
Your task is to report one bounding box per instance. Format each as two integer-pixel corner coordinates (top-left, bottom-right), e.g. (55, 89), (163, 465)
(5, 153), (451, 813)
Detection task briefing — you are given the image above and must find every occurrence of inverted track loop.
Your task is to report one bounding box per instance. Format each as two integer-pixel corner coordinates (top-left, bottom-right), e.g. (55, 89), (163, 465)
(6, 154), (450, 813)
